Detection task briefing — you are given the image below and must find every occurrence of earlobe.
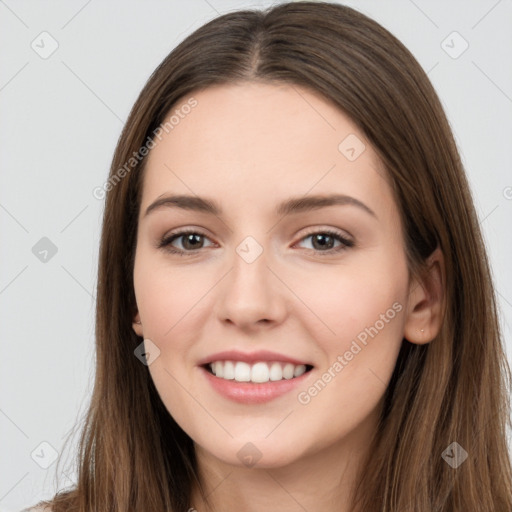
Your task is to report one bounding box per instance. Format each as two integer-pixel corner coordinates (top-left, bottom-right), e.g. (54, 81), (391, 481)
(403, 246), (446, 345)
(132, 312), (143, 337)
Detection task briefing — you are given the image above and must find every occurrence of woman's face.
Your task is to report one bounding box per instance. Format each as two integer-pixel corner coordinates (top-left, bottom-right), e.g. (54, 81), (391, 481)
(132, 82), (413, 468)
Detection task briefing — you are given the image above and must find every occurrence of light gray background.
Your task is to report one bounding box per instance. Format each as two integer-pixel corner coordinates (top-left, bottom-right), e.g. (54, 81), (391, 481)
(1, 1), (511, 510)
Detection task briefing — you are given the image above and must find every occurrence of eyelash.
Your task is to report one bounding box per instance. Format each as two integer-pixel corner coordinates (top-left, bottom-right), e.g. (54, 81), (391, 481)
(157, 228), (354, 257)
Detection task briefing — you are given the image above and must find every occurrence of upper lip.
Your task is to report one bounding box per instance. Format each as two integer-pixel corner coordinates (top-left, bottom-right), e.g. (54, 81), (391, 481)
(197, 350), (312, 367)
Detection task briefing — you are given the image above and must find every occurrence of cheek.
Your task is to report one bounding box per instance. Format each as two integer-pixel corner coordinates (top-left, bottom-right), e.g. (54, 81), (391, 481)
(133, 255), (209, 428)
(292, 261), (406, 429)
(134, 252), (211, 342)
(290, 261), (406, 407)
(289, 262), (405, 350)
(133, 256), (214, 410)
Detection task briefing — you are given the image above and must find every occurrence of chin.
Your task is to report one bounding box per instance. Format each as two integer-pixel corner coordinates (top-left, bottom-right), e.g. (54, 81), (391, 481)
(194, 435), (309, 470)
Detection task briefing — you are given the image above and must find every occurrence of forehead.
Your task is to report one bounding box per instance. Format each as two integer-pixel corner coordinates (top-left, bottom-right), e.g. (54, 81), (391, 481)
(140, 82), (393, 221)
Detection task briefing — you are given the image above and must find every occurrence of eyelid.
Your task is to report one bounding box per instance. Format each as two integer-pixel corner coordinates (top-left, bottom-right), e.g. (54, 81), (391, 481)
(156, 227), (215, 253)
(297, 226), (353, 244)
(157, 226), (354, 255)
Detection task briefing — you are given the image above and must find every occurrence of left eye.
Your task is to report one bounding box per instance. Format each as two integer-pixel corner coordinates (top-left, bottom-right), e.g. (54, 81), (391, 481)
(296, 230), (354, 253)
(157, 229), (354, 256)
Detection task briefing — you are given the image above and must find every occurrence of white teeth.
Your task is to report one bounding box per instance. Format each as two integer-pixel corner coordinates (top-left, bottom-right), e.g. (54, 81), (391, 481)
(208, 360), (309, 383)
(223, 361), (235, 379)
(282, 363), (295, 379)
(269, 362), (282, 381)
(251, 362), (270, 383)
(294, 364), (306, 377)
(213, 361), (223, 378)
(234, 361), (251, 382)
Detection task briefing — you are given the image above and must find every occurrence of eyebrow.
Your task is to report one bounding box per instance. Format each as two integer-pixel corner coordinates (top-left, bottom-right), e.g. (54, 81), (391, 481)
(143, 193), (377, 219)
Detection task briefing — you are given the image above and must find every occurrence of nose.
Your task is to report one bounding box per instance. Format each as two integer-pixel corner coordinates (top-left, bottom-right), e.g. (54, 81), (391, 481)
(214, 239), (288, 331)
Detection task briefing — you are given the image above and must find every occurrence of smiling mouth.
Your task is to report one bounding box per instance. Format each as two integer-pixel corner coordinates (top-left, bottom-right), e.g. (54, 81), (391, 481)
(202, 360), (314, 383)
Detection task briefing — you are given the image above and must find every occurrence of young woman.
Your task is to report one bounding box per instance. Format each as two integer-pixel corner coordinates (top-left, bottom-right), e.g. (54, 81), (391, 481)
(27, 2), (512, 511)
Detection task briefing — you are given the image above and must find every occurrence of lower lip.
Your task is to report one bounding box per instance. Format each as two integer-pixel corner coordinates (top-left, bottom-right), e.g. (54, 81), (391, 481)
(200, 366), (312, 404)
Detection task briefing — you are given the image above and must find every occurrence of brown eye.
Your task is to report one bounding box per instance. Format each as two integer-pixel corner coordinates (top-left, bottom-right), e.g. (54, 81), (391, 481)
(296, 230), (354, 255)
(157, 228), (354, 257)
(158, 230), (214, 255)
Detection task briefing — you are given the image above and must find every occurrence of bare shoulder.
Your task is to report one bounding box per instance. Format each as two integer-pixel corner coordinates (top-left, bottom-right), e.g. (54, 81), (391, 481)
(21, 505), (53, 512)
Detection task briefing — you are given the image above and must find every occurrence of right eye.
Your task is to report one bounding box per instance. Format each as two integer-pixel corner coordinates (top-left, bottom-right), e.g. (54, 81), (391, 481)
(157, 229), (215, 255)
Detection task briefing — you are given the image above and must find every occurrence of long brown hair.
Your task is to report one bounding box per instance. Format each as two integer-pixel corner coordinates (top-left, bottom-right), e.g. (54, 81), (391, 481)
(34, 2), (512, 511)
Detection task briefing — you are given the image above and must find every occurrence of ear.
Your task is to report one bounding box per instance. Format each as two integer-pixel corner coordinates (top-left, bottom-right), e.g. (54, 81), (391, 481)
(403, 246), (445, 345)
(132, 311), (143, 337)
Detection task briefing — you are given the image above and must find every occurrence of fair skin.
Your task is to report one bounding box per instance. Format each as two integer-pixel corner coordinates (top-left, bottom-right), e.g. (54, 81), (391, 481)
(132, 82), (445, 512)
